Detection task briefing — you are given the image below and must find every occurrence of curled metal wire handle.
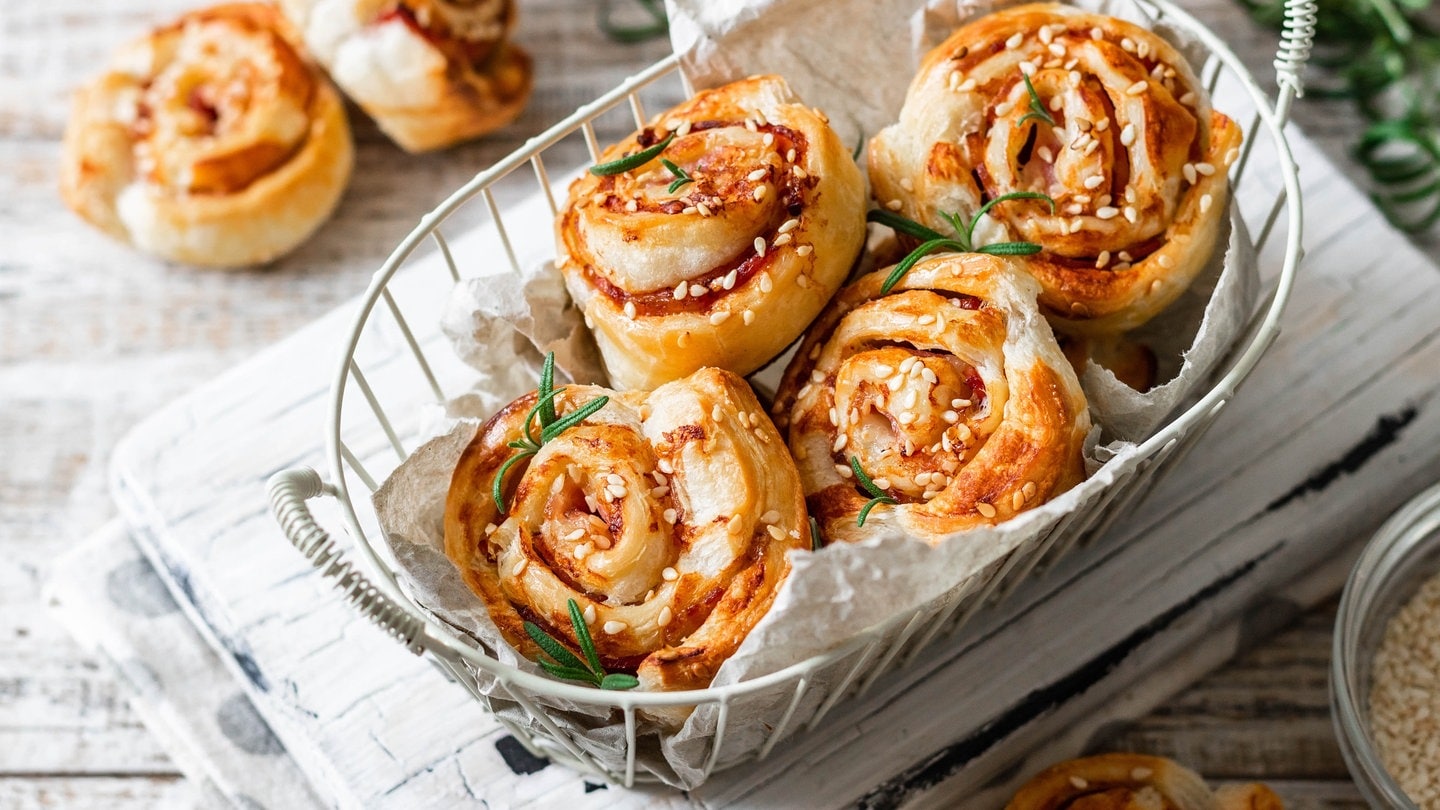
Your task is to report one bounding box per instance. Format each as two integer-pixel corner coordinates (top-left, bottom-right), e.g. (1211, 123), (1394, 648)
(1276, 0), (1317, 100)
(268, 468), (427, 655)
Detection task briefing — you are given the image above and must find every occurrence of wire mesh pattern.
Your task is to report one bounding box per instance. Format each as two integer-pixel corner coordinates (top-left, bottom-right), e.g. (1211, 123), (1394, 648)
(267, 0), (1311, 787)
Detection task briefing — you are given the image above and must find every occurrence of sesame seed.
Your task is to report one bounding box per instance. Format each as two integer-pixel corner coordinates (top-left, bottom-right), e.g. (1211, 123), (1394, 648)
(723, 269), (738, 290)
(1180, 91), (1197, 106)
(918, 314), (935, 325)
(745, 118), (758, 132)
(608, 484), (628, 499)
(923, 490), (940, 500)
(658, 459), (674, 474)
(1091, 26), (1103, 39)
(899, 178), (915, 192)
(1064, 204), (1082, 216)
(710, 310), (732, 327)
(1183, 163), (1197, 184)
(958, 78), (977, 92)
(1195, 161), (1216, 176)
(922, 368), (937, 384)
(773, 233), (793, 246)
(952, 398), (970, 408)
(1124, 206), (1138, 223)
(677, 333), (690, 347)
(1126, 80), (1148, 96)
(566, 527), (588, 541)
(874, 364), (894, 378)
(1084, 175), (1104, 189)
(1048, 42), (1066, 56)
(1070, 776), (1089, 789)
(836, 463), (853, 479)
(899, 411), (917, 425)
(832, 434), (848, 453)
(658, 606), (673, 627)
(1038, 146), (1054, 163)
(585, 495), (600, 512)
(1118, 250), (1133, 262)
(943, 410), (960, 423)
(1006, 32), (1024, 49)
(796, 245), (813, 256)
(888, 375), (904, 392)
(779, 218), (800, 234)
(747, 168), (767, 181)
(786, 148), (796, 162)
(1012, 491), (1026, 511)
(1095, 250), (1111, 269)
(625, 199), (639, 212)
(728, 514), (743, 532)
(754, 185), (770, 202)
(674, 282), (687, 300)
(697, 202), (712, 217)
(512, 558), (529, 576)
(689, 283), (706, 298)
(484, 523), (498, 536)
(1119, 124), (1136, 147)
(742, 309), (755, 325)
(793, 166), (808, 179)
(976, 502), (998, 518)
(1200, 193), (1213, 214)
(711, 405), (724, 422)
(663, 508), (677, 524)
(766, 524), (786, 540)
(677, 120), (693, 137)
(1131, 767), (1152, 780)
(828, 407), (838, 426)
(1039, 26), (1053, 44)
(754, 236), (767, 256)
(759, 273), (774, 293)
(812, 369), (827, 382)
(650, 485), (670, 498)
(575, 541), (594, 559)
(763, 132), (776, 146)
(661, 566), (679, 582)
(682, 206), (697, 215)
(761, 510), (782, 523)
(1023, 482), (1038, 500)
(583, 604), (597, 624)
(603, 620), (628, 634)
(886, 199), (903, 211)
(1097, 206), (1119, 219)
(1048, 94), (1063, 112)
(1157, 254), (1172, 268)
(1121, 37), (1136, 52)
(623, 301), (637, 319)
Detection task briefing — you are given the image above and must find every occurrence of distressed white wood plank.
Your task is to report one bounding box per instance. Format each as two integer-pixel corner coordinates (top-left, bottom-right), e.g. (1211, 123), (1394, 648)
(0, 776), (204, 809)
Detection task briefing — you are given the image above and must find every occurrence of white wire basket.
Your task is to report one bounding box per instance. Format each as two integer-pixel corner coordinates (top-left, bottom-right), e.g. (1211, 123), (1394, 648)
(269, 0), (1313, 788)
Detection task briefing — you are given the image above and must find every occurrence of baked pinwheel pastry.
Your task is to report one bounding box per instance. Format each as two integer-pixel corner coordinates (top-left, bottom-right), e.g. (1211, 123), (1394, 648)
(869, 3), (1242, 335)
(773, 252), (1090, 545)
(444, 365), (809, 693)
(1006, 753), (1284, 809)
(280, 0), (532, 152)
(59, 3), (353, 268)
(557, 75), (868, 391)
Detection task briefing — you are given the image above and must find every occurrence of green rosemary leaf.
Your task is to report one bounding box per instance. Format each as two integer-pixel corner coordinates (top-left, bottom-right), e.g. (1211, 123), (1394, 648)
(590, 133), (675, 176)
(597, 0), (668, 44)
(857, 496), (894, 528)
(492, 449), (536, 513)
(975, 241), (1043, 255)
(540, 396), (610, 445)
(1019, 72), (1056, 128)
(939, 210), (970, 241)
(809, 515), (824, 551)
(966, 191), (1056, 246)
(537, 660), (600, 684)
(600, 673), (641, 690)
(866, 209), (945, 241)
(524, 620), (594, 676)
(881, 238), (969, 294)
(568, 599), (605, 676)
(661, 158), (694, 194)
(848, 456), (887, 499)
(853, 130), (865, 161)
(537, 352), (558, 427)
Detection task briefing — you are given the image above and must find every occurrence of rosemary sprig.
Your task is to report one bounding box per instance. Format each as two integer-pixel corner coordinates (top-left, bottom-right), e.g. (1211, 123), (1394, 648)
(524, 598), (640, 690)
(872, 191), (1056, 293)
(809, 515), (825, 551)
(597, 0), (668, 44)
(849, 457), (897, 527)
(590, 133), (675, 177)
(491, 353), (609, 513)
(1239, 0), (1440, 232)
(661, 158), (694, 193)
(1018, 72), (1056, 128)
(853, 130), (866, 161)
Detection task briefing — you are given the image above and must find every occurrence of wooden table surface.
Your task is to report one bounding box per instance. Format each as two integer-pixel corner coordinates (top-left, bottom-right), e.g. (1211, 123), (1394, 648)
(0, 0), (1419, 807)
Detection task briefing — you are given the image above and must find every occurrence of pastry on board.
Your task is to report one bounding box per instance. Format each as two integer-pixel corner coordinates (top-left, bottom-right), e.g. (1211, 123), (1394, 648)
(59, 2), (353, 268)
(1006, 753), (1285, 809)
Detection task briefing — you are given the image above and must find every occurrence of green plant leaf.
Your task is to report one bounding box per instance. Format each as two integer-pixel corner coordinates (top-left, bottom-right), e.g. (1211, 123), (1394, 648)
(524, 620), (592, 675)
(881, 238), (969, 294)
(590, 133), (675, 176)
(568, 599), (604, 676)
(866, 209), (946, 241)
(600, 673), (641, 690)
(540, 396), (610, 444)
(492, 449), (536, 513)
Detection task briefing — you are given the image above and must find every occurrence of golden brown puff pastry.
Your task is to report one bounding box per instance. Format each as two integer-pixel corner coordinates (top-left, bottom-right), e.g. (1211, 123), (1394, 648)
(771, 252), (1089, 545)
(59, 3), (353, 268)
(1006, 753), (1285, 810)
(869, 3), (1242, 335)
(557, 75), (868, 391)
(444, 367), (809, 693)
(280, 0), (532, 152)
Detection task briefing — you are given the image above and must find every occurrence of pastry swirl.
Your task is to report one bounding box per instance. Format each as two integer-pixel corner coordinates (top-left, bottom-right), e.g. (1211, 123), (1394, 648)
(773, 252), (1089, 545)
(869, 3), (1242, 334)
(444, 367), (809, 692)
(558, 75), (867, 391)
(59, 3), (353, 267)
(1006, 754), (1285, 810)
(280, 0), (533, 152)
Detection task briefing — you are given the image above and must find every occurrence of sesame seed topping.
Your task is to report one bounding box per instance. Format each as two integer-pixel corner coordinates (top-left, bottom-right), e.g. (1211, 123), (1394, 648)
(759, 273), (774, 293)
(976, 502), (998, 518)
(1126, 80), (1148, 96)
(663, 508), (677, 524)
(766, 524), (786, 540)
(658, 459), (674, 474)
(603, 620), (628, 634)
(567, 526), (589, 541)
(747, 168), (767, 182)
(1095, 250), (1111, 268)
(742, 309), (755, 325)
(682, 206), (697, 215)
(786, 148), (796, 162)
(1200, 193), (1213, 214)
(625, 199), (639, 212)
(728, 514), (743, 532)
(1012, 491), (1026, 511)
(832, 434), (848, 453)
(755, 185), (771, 202)
(1091, 26), (1103, 39)
(575, 541), (595, 559)
(1037, 146), (1054, 163)
(754, 236), (767, 256)
(886, 199), (903, 211)
(677, 120), (693, 137)
(943, 410), (960, 423)
(1019, 60), (1037, 76)
(958, 78), (978, 92)
(1048, 42), (1066, 56)
(779, 218), (800, 234)
(710, 310), (731, 326)
(836, 463), (853, 479)
(1119, 250), (1133, 262)
(1097, 206), (1119, 219)
(585, 495), (600, 511)
(650, 485), (669, 498)
(1006, 32), (1024, 49)
(722, 269), (738, 290)
(745, 118), (758, 132)
(1084, 175), (1104, 190)
(512, 558), (529, 576)
(763, 132), (775, 147)
(583, 604), (597, 624)
(1157, 254), (1172, 268)
(608, 484), (628, 499)
(1064, 204), (1082, 216)
(1123, 205), (1138, 223)
(899, 411), (917, 425)
(1180, 91), (1196, 106)
(773, 233), (793, 246)
(689, 283), (706, 298)
(1120, 124), (1136, 146)
(1070, 776), (1089, 789)
(793, 166), (808, 179)
(1183, 163), (1197, 184)
(1195, 161), (1216, 176)
(888, 375), (904, 392)
(1121, 37), (1136, 52)
(1039, 26), (1053, 44)
(484, 523), (498, 536)
(1048, 94), (1063, 112)
(657, 605), (673, 626)
(899, 178), (915, 192)
(623, 301), (637, 319)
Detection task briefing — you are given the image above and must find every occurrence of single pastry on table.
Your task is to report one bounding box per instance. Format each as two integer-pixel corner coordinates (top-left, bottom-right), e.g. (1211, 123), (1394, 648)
(59, 2), (353, 268)
(280, 0), (532, 152)
(868, 3), (1242, 336)
(1006, 753), (1284, 809)
(556, 75), (868, 391)
(771, 251), (1090, 546)
(444, 362), (809, 695)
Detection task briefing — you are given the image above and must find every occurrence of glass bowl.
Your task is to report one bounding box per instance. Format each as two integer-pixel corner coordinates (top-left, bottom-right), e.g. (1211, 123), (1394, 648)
(1332, 482), (1440, 808)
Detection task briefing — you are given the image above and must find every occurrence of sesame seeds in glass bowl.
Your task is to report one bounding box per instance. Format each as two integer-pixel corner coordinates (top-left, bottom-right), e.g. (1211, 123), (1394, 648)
(1332, 482), (1440, 809)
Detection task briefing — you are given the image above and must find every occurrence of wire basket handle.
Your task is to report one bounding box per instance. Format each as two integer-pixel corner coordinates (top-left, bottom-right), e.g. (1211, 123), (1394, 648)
(1273, 0), (1317, 122)
(267, 468), (428, 655)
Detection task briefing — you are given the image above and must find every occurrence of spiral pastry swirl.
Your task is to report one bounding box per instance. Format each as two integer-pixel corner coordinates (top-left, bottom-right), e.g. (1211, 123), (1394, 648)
(557, 75), (867, 391)
(773, 252), (1089, 545)
(444, 368), (809, 691)
(59, 3), (353, 267)
(869, 3), (1242, 335)
(1006, 754), (1285, 810)
(281, 0), (532, 152)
